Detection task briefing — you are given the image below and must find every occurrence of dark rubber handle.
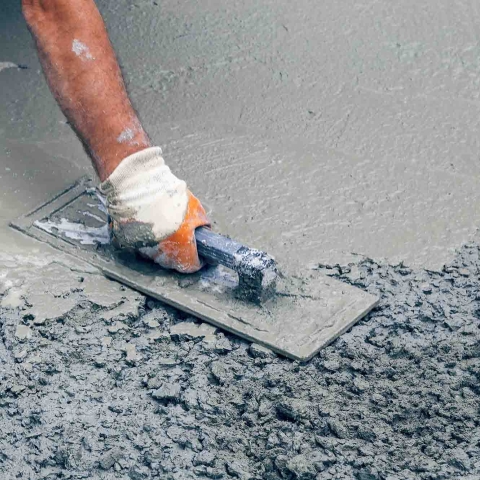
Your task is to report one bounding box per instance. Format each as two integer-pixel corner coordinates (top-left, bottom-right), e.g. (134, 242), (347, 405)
(195, 227), (278, 303)
(195, 227), (248, 269)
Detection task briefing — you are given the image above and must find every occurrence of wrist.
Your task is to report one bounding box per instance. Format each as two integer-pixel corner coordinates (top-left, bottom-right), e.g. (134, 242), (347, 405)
(70, 108), (151, 181)
(95, 134), (152, 182)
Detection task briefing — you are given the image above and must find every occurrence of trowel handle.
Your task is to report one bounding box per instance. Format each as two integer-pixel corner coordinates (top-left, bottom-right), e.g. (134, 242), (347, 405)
(195, 227), (278, 303)
(195, 227), (251, 270)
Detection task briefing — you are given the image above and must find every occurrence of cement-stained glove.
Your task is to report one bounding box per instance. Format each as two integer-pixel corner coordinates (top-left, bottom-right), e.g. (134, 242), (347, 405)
(99, 147), (210, 273)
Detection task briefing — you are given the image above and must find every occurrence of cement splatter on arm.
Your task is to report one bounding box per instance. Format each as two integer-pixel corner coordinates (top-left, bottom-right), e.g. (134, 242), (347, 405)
(117, 128), (135, 144)
(21, 0), (151, 181)
(116, 119), (144, 146)
(71, 39), (95, 61)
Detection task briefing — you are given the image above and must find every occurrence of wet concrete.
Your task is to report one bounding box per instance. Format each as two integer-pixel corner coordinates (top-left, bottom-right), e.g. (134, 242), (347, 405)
(3, 0), (480, 268)
(2, 243), (480, 478)
(2, 0), (480, 477)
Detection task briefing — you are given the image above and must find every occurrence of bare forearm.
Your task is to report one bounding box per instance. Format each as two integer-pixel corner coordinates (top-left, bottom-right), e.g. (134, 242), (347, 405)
(22, 0), (150, 181)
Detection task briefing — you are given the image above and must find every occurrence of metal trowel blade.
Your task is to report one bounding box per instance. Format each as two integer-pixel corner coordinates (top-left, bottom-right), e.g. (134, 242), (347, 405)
(10, 177), (379, 361)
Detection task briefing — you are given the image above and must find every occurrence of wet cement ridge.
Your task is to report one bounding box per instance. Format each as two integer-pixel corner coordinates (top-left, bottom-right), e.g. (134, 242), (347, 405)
(1, 242), (480, 479)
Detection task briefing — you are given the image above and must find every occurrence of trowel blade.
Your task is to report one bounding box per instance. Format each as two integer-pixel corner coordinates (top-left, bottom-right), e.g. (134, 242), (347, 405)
(10, 177), (378, 361)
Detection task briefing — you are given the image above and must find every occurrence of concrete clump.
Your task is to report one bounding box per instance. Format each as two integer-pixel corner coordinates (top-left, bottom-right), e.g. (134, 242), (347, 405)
(1, 244), (480, 478)
(151, 383), (182, 403)
(249, 343), (273, 358)
(14, 324), (31, 340)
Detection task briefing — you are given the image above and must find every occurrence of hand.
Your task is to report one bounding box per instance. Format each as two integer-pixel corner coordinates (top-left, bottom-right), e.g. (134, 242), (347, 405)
(100, 147), (210, 273)
(140, 191), (209, 273)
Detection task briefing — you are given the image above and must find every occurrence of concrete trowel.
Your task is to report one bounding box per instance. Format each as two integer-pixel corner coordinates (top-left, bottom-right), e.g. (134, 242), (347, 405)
(11, 176), (378, 361)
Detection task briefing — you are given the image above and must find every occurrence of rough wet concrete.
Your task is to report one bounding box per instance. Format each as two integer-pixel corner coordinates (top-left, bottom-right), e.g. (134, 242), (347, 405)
(2, 243), (480, 479)
(2, 0), (480, 478)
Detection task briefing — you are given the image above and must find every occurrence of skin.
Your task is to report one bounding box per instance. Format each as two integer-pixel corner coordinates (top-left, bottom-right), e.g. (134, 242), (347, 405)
(21, 0), (151, 181)
(22, 0), (210, 273)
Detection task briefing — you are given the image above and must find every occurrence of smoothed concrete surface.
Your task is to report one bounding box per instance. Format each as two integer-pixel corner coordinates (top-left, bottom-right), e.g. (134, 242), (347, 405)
(2, 0), (480, 268)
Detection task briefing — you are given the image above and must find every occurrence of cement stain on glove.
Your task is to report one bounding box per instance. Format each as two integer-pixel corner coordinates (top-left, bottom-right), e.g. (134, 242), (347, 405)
(99, 147), (210, 273)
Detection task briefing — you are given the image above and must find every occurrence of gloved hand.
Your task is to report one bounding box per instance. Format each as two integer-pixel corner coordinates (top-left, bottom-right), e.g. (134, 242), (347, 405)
(99, 147), (210, 273)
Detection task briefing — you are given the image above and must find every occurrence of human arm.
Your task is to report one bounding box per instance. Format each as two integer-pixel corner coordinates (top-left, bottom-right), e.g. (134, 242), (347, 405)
(21, 0), (150, 181)
(22, 0), (210, 273)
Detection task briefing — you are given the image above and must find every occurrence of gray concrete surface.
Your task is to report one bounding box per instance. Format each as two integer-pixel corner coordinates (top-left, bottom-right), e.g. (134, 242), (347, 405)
(2, 0), (480, 478)
(3, 0), (480, 268)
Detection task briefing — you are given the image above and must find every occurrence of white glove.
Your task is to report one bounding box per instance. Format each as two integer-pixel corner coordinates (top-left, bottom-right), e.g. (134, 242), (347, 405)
(99, 147), (189, 249)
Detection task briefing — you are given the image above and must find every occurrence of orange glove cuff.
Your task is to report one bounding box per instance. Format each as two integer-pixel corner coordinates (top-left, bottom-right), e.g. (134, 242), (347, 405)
(151, 191), (210, 273)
